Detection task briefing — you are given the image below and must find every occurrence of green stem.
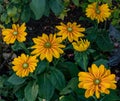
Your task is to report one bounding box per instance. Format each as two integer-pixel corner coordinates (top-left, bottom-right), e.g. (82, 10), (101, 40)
(92, 96), (98, 101)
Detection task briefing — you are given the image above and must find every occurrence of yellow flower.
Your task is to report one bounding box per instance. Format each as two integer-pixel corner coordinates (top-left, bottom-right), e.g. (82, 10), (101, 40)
(72, 39), (90, 52)
(56, 22), (85, 42)
(12, 53), (38, 77)
(31, 33), (65, 62)
(86, 2), (111, 23)
(78, 64), (117, 99)
(2, 23), (27, 44)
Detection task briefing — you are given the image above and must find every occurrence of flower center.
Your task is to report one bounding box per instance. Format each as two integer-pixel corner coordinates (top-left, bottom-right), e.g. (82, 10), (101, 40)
(94, 79), (101, 85)
(44, 42), (51, 48)
(22, 63), (29, 69)
(67, 27), (72, 32)
(96, 9), (101, 14)
(13, 31), (18, 35)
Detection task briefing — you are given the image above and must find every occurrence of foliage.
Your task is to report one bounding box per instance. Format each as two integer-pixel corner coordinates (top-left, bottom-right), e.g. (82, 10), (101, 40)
(0, 0), (120, 101)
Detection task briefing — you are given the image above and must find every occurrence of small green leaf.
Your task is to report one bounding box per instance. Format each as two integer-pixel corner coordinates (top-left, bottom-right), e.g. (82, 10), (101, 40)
(29, 0), (46, 20)
(8, 74), (26, 85)
(25, 82), (38, 101)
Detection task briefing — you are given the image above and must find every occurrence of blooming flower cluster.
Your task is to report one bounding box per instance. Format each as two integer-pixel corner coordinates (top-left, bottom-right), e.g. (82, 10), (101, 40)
(1, 1), (117, 100)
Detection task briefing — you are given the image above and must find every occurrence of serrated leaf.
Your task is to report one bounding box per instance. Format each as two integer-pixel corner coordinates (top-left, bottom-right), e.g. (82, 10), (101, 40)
(30, 0), (46, 20)
(25, 82), (38, 101)
(8, 74), (26, 85)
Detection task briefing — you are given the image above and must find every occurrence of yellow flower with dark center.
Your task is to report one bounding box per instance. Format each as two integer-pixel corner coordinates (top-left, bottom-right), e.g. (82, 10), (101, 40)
(78, 64), (117, 99)
(72, 39), (90, 52)
(56, 22), (85, 42)
(2, 23), (27, 44)
(31, 33), (65, 62)
(86, 2), (111, 23)
(12, 54), (38, 77)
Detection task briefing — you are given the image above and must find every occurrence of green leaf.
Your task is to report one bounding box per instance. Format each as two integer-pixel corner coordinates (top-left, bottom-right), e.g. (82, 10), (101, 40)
(43, 1), (50, 17)
(96, 30), (114, 52)
(0, 13), (7, 22)
(8, 74), (26, 85)
(60, 78), (93, 101)
(7, 6), (17, 17)
(93, 59), (109, 68)
(21, 6), (31, 22)
(0, 4), (3, 13)
(11, 41), (29, 54)
(37, 73), (55, 100)
(29, 0), (46, 20)
(56, 61), (79, 78)
(49, 0), (64, 15)
(25, 82), (38, 101)
(48, 68), (66, 91)
(86, 27), (97, 42)
(35, 60), (48, 75)
(60, 77), (78, 95)
(72, 0), (79, 7)
(74, 52), (88, 71)
(62, 62), (79, 77)
(12, 12), (19, 23)
(102, 90), (120, 101)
